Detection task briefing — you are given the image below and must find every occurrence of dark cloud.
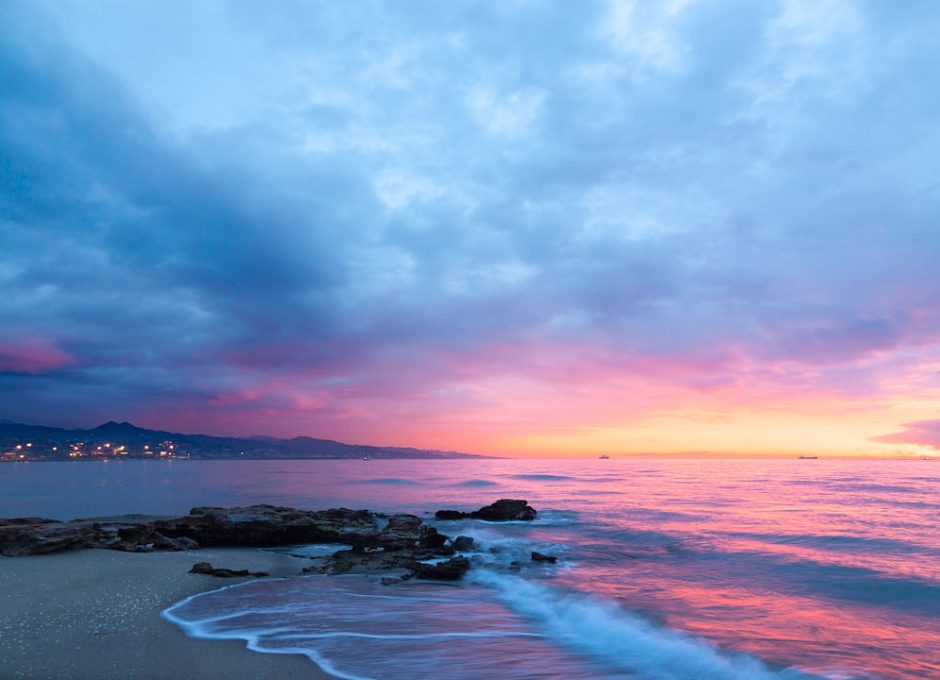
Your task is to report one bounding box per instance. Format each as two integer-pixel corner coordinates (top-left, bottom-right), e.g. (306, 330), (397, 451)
(1, 1), (940, 445)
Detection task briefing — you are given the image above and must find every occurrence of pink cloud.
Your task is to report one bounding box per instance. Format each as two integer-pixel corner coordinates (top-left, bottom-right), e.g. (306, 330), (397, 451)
(873, 420), (940, 449)
(0, 340), (75, 374)
(92, 334), (940, 455)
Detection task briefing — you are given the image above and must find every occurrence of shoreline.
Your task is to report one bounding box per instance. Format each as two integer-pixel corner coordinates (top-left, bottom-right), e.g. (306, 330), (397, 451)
(0, 548), (336, 679)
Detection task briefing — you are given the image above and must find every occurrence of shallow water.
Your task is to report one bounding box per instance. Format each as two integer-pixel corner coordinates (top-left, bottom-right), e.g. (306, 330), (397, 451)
(5, 458), (939, 678)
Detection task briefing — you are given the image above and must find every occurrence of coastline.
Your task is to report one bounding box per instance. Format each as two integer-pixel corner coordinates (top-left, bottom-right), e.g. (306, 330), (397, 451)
(0, 548), (336, 680)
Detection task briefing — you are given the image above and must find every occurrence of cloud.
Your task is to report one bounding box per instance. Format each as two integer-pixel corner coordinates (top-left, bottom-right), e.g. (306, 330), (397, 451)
(874, 421), (940, 450)
(0, 340), (75, 374)
(1, 1), (940, 451)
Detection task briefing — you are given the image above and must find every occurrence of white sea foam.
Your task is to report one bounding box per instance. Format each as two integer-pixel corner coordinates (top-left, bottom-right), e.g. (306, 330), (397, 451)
(263, 543), (351, 558)
(469, 570), (820, 680)
(163, 569), (830, 680)
(163, 587), (370, 680)
(161, 576), (597, 679)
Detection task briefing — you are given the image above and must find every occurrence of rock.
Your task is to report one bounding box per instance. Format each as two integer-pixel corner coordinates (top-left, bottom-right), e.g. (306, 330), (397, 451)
(380, 575), (413, 585)
(312, 547), (418, 575)
(0, 503), (490, 587)
(473, 499), (537, 521)
(151, 532), (183, 551)
(376, 514), (423, 551)
(0, 505), (379, 556)
(531, 551), (557, 563)
(314, 514), (458, 575)
(408, 556), (471, 580)
(452, 535), (474, 551)
(384, 514), (422, 531)
(418, 526), (449, 551)
(434, 499), (537, 522)
(150, 532), (200, 551)
(189, 561), (268, 578)
(159, 505), (378, 548)
(0, 518), (87, 556)
(176, 536), (200, 550)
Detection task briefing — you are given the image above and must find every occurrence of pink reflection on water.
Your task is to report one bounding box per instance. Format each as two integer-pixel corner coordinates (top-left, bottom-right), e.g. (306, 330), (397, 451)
(7, 458), (940, 678)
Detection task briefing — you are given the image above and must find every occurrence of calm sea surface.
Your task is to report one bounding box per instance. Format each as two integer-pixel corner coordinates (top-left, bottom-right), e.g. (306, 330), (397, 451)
(4, 458), (939, 679)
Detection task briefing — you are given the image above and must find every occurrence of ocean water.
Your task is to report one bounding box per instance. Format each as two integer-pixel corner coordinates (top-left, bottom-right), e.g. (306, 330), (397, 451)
(4, 458), (939, 679)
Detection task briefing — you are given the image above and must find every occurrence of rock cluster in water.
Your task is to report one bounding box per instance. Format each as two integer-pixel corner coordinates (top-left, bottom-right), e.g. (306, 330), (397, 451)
(435, 498), (537, 521)
(0, 499), (539, 582)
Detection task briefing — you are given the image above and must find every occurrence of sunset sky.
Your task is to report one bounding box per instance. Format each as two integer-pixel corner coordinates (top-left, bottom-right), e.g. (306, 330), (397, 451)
(2, 1), (940, 456)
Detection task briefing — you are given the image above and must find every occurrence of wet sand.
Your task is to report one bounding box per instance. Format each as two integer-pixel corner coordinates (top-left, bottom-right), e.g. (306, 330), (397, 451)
(0, 548), (336, 679)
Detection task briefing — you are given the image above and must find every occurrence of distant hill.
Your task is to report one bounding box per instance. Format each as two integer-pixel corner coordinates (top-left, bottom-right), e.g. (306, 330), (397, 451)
(0, 420), (486, 460)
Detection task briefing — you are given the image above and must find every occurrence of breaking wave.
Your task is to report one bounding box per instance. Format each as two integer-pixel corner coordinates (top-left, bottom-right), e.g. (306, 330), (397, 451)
(469, 571), (821, 680)
(164, 570), (825, 680)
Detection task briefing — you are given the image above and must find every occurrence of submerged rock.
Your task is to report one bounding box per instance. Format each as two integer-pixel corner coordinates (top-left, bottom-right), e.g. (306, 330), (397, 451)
(435, 499), (537, 522)
(376, 514), (423, 550)
(408, 556), (471, 580)
(452, 535), (475, 551)
(419, 526), (449, 551)
(311, 524), (458, 577)
(531, 551), (558, 563)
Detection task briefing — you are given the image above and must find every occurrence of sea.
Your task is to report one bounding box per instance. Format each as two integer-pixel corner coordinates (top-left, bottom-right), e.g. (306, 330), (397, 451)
(3, 458), (939, 679)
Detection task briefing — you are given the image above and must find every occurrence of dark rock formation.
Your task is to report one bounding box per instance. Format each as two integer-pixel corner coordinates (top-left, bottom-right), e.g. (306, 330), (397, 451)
(0, 518), (86, 556)
(435, 499), (537, 522)
(375, 514), (423, 550)
(419, 526), (449, 551)
(189, 561), (268, 578)
(407, 556), (471, 580)
(304, 515), (469, 579)
(0, 504), (378, 556)
(152, 532), (200, 551)
(452, 535), (475, 551)
(1, 500), (530, 583)
(158, 505), (378, 548)
(531, 551), (558, 563)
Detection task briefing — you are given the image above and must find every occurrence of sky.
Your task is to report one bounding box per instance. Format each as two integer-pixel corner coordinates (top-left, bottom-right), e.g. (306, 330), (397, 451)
(1, 0), (940, 457)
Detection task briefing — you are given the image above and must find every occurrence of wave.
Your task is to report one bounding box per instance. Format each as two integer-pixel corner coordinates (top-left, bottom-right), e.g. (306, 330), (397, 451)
(453, 479), (499, 487)
(263, 543), (352, 559)
(470, 571), (821, 680)
(163, 576), (616, 679)
(726, 531), (937, 556)
(685, 545), (940, 616)
(830, 483), (917, 493)
(347, 478), (420, 486)
(508, 474), (574, 481)
(164, 571), (824, 680)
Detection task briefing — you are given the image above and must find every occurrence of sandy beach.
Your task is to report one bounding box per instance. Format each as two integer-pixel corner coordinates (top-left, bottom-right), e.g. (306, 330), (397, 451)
(0, 548), (336, 680)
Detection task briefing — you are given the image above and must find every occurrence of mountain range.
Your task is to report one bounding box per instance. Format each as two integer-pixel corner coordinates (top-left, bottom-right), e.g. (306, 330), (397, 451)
(0, 420), (485, 460)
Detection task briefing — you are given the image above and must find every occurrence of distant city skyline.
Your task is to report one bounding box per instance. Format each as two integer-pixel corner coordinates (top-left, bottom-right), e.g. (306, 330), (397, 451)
(2, 2), (940, 456)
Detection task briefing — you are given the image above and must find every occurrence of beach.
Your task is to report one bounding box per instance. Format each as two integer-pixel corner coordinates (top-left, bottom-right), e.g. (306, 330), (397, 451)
(0, 548), (334, 680)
